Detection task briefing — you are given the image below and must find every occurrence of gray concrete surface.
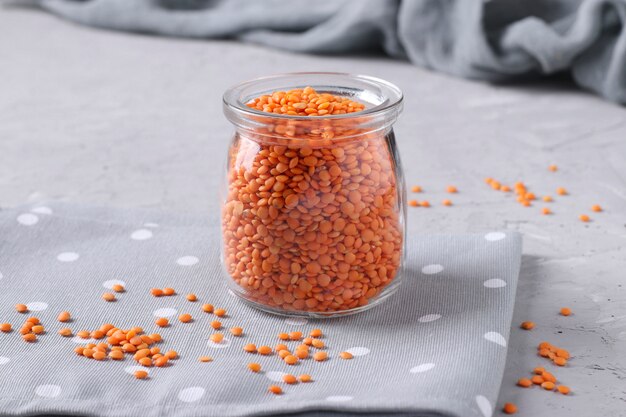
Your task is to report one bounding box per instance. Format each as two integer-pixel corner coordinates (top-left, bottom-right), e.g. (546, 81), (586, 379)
(1, 7), (625, 417)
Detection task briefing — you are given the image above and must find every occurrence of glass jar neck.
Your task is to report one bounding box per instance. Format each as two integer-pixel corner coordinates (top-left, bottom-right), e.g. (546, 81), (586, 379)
(223, 72), (403, 145)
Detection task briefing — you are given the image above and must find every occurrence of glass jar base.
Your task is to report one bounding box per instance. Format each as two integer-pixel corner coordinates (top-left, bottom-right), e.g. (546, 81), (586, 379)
(226, 278), (403, 319)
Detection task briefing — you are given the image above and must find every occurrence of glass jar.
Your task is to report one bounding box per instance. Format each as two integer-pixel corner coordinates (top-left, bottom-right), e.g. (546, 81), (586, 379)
(221, 72), (405, 318)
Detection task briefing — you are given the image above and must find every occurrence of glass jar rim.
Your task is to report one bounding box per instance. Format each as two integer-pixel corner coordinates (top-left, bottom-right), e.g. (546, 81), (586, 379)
(223, 72), (403, 122)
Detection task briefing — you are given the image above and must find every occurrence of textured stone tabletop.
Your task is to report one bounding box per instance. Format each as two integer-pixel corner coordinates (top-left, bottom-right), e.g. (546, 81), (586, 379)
(1, 7), (625, 417)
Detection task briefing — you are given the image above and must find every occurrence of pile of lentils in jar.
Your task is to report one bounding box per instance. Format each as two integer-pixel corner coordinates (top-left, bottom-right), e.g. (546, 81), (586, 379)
(222, 87), (403, 313)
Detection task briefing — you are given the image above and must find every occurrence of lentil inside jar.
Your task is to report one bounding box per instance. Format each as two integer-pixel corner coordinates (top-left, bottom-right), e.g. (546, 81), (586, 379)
(222, 73), (405, 316)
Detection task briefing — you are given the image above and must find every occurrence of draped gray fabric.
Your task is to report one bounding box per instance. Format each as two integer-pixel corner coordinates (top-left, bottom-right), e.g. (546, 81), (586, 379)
(25, 0), (626, 105)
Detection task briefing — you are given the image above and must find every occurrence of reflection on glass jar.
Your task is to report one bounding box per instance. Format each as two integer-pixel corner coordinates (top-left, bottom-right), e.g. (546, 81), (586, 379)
(222, 73), (405, 317)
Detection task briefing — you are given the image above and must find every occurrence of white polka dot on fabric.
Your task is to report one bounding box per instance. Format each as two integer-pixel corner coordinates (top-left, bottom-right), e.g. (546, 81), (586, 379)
(178, 387), (205, 403)
(207, 337), (231, 349)
(176, 256), (199, 266)
(345, 347), (370, 357)
(17, 213), (39, 226)
(71, 336), (97, 344)
(130, 229), (153, 240)
(475, 395), (493, 417)
(0, 357), (10, 365)
(285, 317), (308, 325)
(410, 363), (435, 373)
(484, 232), (506, 241)
(421, 264), (444, 275)
(124, 366), (150, 375)
(326, 396), (353, 402)
(265, 371), (288, 382)
(26, 302), (48, 311)
(102, 279), (126, 290)
(483, 279), (507, 288)
(484, 331), (507, 347)
(418, 314), (441, 323)
(153, 308), (177, 317)
(35, 384), (62, 398)
(57, 252), (79, 262)
(144, 223), (159, 228)
(31, 206), (52, 215)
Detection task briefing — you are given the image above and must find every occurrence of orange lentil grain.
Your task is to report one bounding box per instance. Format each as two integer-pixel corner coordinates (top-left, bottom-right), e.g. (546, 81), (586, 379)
(339, 351), (353, 360)
(500, 185), (511, 192)
(139, 357), (152, 367)
(289, 331), (302, 341)
(533, 367), (545, 375)
(503, 403), (517, 414)
(543, 196), (553, 202)
(74, 346), (85, 355)
(178, 314), (192, 323)
(268, 385), (282, 395)
(248, 363), (261, 373)
(102, 292), (116, 302)
(517, 378), (532, 388)
(542, 372), (556, 383)
(408, 200), (419, 207)
(155, 317), (169, 327)
(22, 333), (36, 342)
(15, 304), (28, 313)
(310, 329), (323, 338)
(579, 214), (590, 222)
(91, 330), (105, 339)
(548, 165), (558, 172)
(258, 346), (272, 355)
(446, 185), (458, 193)
(531, 375), (544, 385)
(202, 304), (214, 313)
(411, 186), (422, 193)
(541, 207), (551, 215)
(134, 370), (148, 379)
(284, 355), (298, 365)
(0, 323), (12, 332)
(150, 288), (163, 297)
(276, 343), (289, 352)
(560, 307), (572, 316)
(557, 385), (570, 395)
(214, 308), (226, 317)
(186, 294), (197, 302)
(299, 374), (312, 383)
(211, 321), (221, 330)
(57, 311), (71, 322)
(155, 357), (169, 367)
(278, 350), (291, 359)
(283, 374), (298, 384)
(210, 333), (224, 343)
(556, 187), (567, 195)
(591, 204), (602, 212)
(556, 349), (570, 359)
(162, 288), (175, 296)
(278, 333), (289, 341)
(520, 321), (535, 330)
(313, 352), (328, 362)
(311, 339), (324, 349)
(77, 330), (90, 339)
(109, 350), (124, 360)
(149, 333), (162, 342)
(541, 381), (555, 390)
(442, 199), (452, 206)
(295, 349), (308, 359)
(554, 357), (567, 366)
(92, 351), (107, 361)
(82, 348), (94, 358)
(243, 344), (257, 353)
(165, 350), (178, 360)
(112, 284), (125, 292)
(58, 328), (72, 337)
(420, 200), (431, 207)
(199, 356), (213, 363)
(230, 327), (243, 336)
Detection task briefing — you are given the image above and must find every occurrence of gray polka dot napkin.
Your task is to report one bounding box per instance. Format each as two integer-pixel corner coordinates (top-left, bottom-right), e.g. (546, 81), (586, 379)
(0, 203), (522, 417)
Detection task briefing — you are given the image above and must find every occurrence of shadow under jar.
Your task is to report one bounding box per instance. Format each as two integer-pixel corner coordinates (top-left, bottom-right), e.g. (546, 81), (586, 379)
(221, 73), (405, 318)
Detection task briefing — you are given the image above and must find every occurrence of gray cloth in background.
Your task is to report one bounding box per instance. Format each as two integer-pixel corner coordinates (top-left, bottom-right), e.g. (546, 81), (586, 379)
(0, 202), (522, 417)
(16, 0), (626, 105)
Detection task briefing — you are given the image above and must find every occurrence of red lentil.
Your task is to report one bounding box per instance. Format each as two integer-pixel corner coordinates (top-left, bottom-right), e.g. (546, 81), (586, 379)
(591, 204), (602, 212)
(299, 374), (312, 382)
(503, 403), (517, 414)
(57, 311), (71, 322)
(517, 378), (532, 388)
(560, 307), (572, 316)
(155, 318), (169, 327)
(162, 288), (175, 296)
(268, 385), (282, 395)
(15, 304), (28, 313)
(178, 314), (192, 323)
(186, 294), (197, 302)
(0, 323), (12, 333)
(134, 370), (148, 380)
(520, 321), (535, 330)
(202, 304), (214, 313)
(283, 374), (298, 384)
(230, 327), (243, 336)
(112, 284), (125, 292)
(579, 214), (590, 222)
(248, 363), (261, 372)
(214, 308), (226, 317)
